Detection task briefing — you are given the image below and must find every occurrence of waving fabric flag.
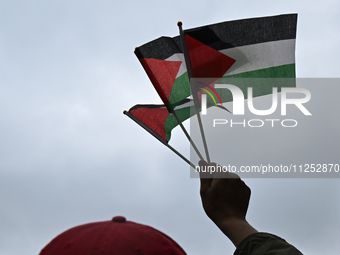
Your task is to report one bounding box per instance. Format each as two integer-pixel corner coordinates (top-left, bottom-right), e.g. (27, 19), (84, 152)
(135, 38), (190, 111)
(127, 14), (298, 166)
(185, 14), (297, 79)
(185, 14), (297, 107)
(135, 13), (297, 111)
(125, 99), (194, 143)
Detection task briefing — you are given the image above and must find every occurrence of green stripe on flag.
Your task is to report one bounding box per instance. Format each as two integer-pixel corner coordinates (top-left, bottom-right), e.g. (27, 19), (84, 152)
(164, 106), (193, 141)
(167, 72), (191, 110)
(213, 77), (296, 104)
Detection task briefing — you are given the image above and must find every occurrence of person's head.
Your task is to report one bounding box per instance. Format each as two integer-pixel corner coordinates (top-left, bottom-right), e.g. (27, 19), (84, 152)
(40, 216), (186, 255)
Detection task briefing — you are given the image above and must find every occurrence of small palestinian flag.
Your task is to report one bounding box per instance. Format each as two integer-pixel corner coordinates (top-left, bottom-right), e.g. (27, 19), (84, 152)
(125, 99), (194, 143)
(135, 14), (297, 110)
(135, 37), (189, 111)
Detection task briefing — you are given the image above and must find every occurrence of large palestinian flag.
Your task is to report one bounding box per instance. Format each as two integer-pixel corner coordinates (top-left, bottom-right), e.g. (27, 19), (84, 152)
(185, 14), (297, 79)
(135, 14), (297, 110)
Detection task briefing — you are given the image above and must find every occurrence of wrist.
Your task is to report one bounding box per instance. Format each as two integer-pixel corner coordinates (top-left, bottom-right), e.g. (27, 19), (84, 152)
(215, 218), (258, 247)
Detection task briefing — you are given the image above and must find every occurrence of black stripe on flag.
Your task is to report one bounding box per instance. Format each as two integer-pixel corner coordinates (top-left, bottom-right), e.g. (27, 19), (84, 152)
(186, 13), (297, 50)
(129, 104), (166, 111)
(135, 14), (297, 59)
(135, 37), (182, 60)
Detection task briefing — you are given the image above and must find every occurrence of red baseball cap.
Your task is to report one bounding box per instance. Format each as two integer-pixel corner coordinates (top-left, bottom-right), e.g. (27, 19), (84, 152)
(40, 216), (186, 255)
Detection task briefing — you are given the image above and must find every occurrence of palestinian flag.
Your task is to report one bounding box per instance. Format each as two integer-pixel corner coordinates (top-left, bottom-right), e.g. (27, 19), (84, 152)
(135, 14), (297, 109)
(185, 13), (297, 79)
(125, 99), (195, 143)
(135, 37), (189, 111)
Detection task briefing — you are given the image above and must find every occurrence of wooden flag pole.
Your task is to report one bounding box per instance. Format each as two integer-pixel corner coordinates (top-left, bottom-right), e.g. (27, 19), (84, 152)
(171, 109), (204, 161)
(124, 110), (196, 169)
(177, 21), (211, 163)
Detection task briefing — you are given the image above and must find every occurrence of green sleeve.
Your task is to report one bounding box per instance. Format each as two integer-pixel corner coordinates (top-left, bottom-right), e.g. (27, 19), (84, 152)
(234, 233), (303, 255)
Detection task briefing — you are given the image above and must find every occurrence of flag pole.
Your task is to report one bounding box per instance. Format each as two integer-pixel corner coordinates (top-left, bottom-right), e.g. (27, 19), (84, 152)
(123, 110), (196, 169)
(171, 110), (204, 161)
(177, 21), (211, 163)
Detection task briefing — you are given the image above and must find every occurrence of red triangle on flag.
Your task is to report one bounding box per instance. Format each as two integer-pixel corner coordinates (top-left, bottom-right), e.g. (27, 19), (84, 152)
(129, 106), (169, 141)
(185, 34), (236, 78)
(139, 58), (182, 107)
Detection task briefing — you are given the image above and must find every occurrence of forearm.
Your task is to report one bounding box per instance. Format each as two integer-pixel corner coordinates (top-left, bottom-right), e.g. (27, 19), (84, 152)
(215, 218), (258, 247)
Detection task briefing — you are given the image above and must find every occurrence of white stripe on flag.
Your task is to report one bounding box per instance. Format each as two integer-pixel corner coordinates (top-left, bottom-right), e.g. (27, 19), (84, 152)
(221, 39), (296, 76)
(164, 39), (296, 78)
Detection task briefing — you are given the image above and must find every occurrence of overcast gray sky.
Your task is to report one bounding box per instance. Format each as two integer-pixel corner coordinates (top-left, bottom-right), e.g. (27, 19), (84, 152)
(1, 1), (340, 254)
